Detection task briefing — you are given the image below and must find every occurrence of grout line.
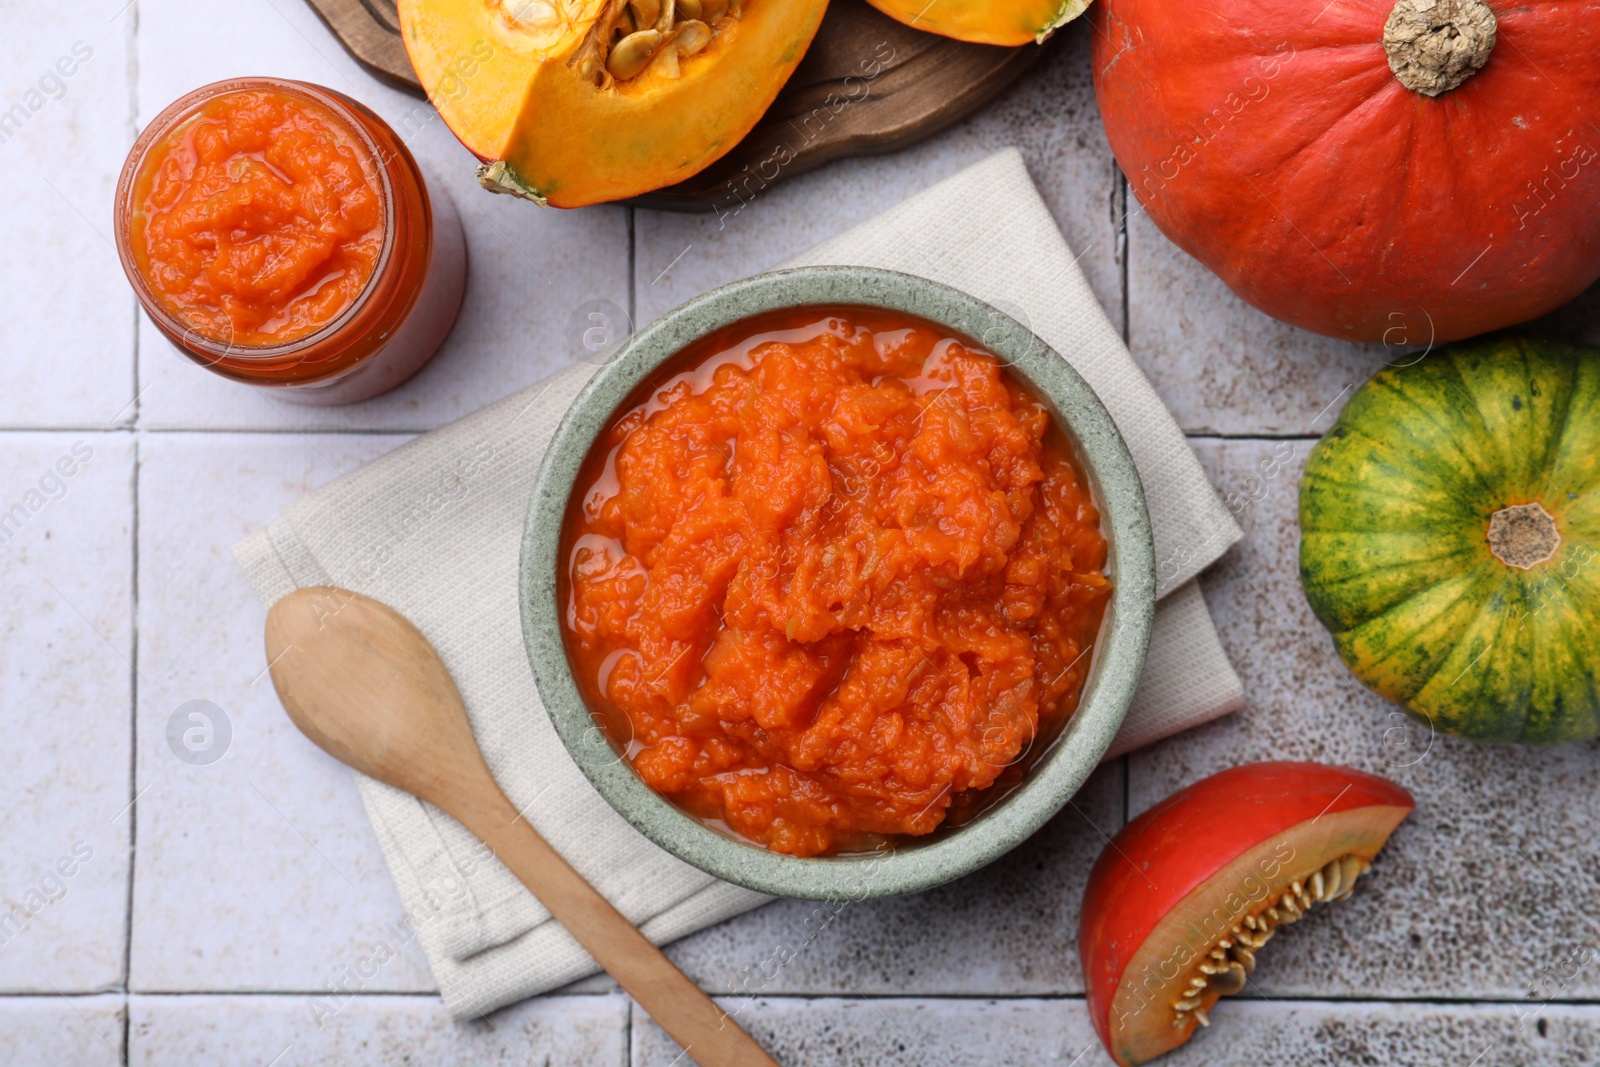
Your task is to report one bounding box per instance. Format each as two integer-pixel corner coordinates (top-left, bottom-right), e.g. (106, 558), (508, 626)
(7, 990), (1593, 1007)
(122, 6), (141, 1063)
(1114, 168), (1129, 345)
(0, 426), (430, 435)
(626, 206), (637, 332)
(0, 428), (1331, 440)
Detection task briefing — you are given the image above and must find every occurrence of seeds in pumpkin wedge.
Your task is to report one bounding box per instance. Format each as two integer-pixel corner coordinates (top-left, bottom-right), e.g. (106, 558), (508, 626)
(1080, 762), (1414, 1065)
(865, 0), (1090, 45)
(1300, 336), (1600, 745)
(398, 0), (828, 207)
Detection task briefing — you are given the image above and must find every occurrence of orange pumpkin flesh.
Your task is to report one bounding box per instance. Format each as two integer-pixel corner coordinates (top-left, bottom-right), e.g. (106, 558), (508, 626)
(1080, 762), (1415, 1065)
(399, 0), (828, 208)
(1090, 0), (1600, 342)
(864, 0), (1089, 45)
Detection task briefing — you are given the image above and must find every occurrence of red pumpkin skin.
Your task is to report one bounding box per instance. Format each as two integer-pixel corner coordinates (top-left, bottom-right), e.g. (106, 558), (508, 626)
(1079, 762), (1415, 1059)
(1090, 0), (1600, 343)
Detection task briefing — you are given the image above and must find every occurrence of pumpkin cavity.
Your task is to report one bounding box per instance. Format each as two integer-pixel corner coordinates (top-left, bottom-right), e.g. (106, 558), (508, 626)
(1383, 0), (1497, 97)
(570, 0), (738, 88)
(1170, 854), (1369, 1029)
(1487, 501), (1561, 570)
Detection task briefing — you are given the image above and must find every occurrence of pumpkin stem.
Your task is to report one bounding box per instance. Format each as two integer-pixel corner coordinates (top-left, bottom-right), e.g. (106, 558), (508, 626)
(1383, 0), (1497, 97)
(1487, 502), (1561, 570)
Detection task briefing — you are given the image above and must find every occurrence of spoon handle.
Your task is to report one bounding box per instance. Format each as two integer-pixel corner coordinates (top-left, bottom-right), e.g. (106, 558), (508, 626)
(449, 784), (780, 1067)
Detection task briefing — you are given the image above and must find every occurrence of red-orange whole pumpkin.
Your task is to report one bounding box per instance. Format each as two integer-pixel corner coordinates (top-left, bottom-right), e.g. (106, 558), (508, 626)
(1090, 0), (1600, 343)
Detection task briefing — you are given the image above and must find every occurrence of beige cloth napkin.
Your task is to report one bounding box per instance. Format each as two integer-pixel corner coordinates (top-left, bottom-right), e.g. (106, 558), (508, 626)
(234, 148), (1243, 1019)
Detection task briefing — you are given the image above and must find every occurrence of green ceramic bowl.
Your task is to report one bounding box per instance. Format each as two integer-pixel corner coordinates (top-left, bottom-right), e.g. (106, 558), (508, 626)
(521, 266), (1154, 900)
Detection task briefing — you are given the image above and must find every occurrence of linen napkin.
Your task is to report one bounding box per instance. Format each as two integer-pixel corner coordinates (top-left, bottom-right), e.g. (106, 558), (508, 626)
(234, 148), (1244, 1019)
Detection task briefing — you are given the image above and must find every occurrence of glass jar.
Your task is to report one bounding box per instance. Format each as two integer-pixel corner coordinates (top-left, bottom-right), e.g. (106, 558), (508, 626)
(115, 77), (467, 405)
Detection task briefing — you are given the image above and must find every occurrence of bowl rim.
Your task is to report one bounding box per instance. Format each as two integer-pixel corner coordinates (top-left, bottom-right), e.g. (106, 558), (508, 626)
(521, 265), (1154, 900)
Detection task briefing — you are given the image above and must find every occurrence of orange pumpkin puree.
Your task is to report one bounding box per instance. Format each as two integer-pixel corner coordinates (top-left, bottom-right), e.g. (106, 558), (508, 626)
(128, 88), (384, 347)
(562, 308), (1111, 857)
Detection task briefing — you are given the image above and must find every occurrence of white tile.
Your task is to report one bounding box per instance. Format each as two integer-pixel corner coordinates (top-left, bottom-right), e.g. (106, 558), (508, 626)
(130, 432), (441, 992)
(0, 1), (135, 427)
(133, 0), (629, 431)
(635, 22), (1120, 331)
(0, 433), (133, 992)
(129, 993), (629, 1066)
(0, 994), (127, 1067)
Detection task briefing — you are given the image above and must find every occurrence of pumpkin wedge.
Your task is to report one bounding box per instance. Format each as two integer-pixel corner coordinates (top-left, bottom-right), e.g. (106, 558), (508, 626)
(864, 0), (1088, 45)
(399, 0), (829, 207)
(1081, 762), (1414, 1065)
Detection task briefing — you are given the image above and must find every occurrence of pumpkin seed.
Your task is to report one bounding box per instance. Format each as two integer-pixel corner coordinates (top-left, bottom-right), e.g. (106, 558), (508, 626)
(607, 29), (664, 80)
(502, 0), (562, 28)
(701, 0), (728, 20)
(1209, 963), (1247, 996)
(1321, 859), (1343, 899)
(629, 0), (662, 26)
(676, 0), (702, 19)
(1338, 855), (1364, 898)
(673, 19), (713, 57)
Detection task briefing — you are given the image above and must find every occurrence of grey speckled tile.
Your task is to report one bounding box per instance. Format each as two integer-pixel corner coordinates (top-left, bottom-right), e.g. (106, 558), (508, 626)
(1126, 210), (1400, 436)
(1131, 439), (1600, 1001)
(636, 21), (1120, 330)
(128, 994), (629, 1067)
(0, 995), (126, 1067)
(632, 998), (1600, 1067)
(632, 996), (1091, 1067)
(1150, 1000), (1600, 1067)
(659, 764), (1123, 997)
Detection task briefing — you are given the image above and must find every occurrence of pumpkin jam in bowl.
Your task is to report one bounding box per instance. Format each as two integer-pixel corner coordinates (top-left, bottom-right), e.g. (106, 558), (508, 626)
(523, 267), (1154, 899)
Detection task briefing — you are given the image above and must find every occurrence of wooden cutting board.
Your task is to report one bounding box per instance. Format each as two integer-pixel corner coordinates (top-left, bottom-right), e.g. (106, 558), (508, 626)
(303, 0), (1043, 212)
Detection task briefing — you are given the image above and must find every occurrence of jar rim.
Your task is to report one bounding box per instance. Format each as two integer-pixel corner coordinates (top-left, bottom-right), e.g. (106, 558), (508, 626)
(114, 76), (397, 363)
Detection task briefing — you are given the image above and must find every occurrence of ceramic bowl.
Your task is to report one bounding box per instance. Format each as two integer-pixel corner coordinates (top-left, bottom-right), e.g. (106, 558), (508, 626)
(521, 266), (1154, 900)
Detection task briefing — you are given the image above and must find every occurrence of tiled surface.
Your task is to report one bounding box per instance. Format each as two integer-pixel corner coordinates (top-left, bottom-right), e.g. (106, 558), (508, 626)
(0, 0), (136, 428)
(0, 995), (127, 1067)
(0, 434), (133, 992)
(1149, 440), (1600, 1001)
(130, 434), (437, 992)
(662, 765), (1122, 997)
(127, 994), (629, 1066)
(634, 1000), (1600, 1066)
(1, 0), (1596, 1063)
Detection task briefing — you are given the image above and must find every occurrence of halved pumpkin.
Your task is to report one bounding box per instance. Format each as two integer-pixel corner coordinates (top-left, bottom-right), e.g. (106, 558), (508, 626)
(398, 0), (829, 207)
(864, 0), (1089, 46)
(1080, 762), (1414, 1065)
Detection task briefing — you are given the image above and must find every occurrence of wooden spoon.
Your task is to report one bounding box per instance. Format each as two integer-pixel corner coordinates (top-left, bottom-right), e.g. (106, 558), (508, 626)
(264, 586), (779, 1067)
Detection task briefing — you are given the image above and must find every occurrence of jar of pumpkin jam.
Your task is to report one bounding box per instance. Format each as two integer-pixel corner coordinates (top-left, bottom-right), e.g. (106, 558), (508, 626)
(115, 78), (466, 404)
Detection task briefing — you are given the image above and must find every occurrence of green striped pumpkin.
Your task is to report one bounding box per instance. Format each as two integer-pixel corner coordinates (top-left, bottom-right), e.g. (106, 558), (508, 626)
(1300, 336), (1600, 745)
